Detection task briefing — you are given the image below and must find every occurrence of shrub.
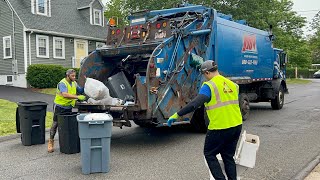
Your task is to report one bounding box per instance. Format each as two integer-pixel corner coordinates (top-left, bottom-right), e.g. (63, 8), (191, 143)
(26, 64), (80, 88)
(286, 68), (318, 78)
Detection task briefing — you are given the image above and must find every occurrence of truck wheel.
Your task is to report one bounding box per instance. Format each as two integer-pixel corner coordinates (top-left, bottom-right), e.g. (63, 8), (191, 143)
(239, 93), (250, 121)
(190, 106), (208, 133)
(271, 85), (284, 110)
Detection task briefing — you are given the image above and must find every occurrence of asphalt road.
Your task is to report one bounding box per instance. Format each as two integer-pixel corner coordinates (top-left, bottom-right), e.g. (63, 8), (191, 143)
(0, 86), (54, 112)
(0, 79), (320, 180)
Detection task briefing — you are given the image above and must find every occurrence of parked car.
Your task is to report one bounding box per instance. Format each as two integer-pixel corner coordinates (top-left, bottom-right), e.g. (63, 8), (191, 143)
(314, 70), (320, 78)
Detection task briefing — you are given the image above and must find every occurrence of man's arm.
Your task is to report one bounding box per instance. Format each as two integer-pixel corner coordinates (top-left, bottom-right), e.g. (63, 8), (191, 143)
(177, 84), (211, 116)
(76, 84), (84, 94)
(58, 83), (80, 99)
(177, 94), (210, 116)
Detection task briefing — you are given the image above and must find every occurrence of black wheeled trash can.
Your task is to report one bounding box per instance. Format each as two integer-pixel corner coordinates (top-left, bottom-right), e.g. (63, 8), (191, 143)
(16, 101), (48, 146)
(57, 112), (80, 154)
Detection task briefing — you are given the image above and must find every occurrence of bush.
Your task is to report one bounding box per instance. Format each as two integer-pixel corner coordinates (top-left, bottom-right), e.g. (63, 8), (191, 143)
(286, 68), (318, 78)
(26, 64), (80, 88)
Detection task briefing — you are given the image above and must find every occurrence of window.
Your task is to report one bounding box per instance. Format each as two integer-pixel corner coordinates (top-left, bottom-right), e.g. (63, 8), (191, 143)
(6, 76), (13, 84)
(94, 9), (102, 26)
(53, 37), (65, 59)
(96, 42), (105, 48)
(36, 0), (48, 16)
(36, 35), (49, 58)
(3, 36), (12, 59)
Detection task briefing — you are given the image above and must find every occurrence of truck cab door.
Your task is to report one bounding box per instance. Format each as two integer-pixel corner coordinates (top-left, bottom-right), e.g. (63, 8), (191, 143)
(279, 52), (287, 79)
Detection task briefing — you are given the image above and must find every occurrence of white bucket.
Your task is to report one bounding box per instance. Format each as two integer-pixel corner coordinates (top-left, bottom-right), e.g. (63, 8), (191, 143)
(205, 130), (260, 180)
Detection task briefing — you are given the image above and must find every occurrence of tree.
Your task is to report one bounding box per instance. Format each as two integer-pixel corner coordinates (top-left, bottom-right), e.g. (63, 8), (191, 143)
(104, 0), (129, 27)
(309, 11), (320, 64)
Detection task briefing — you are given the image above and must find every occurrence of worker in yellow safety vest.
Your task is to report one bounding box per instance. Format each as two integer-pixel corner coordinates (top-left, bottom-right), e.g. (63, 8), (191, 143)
(167, 60), (242, 180)
(48, 69), (86, 153)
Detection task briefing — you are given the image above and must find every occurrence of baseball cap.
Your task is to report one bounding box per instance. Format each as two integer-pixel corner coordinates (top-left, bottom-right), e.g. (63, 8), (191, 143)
(200, 60), (217, 73)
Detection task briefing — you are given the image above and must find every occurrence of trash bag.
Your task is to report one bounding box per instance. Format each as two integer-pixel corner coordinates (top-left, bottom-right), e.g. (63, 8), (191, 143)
(84, 78), (110, 100)
(83, 113), (112, 121)
(87, 97), (123, 106)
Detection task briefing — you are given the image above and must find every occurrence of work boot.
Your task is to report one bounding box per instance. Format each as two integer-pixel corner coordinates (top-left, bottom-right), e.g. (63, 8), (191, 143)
(48, 139), (54, 153)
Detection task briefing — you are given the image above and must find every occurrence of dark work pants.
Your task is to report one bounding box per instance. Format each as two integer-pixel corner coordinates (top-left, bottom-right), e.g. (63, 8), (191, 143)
(49, 105), (72, 139)
(204, 125), (242, 180)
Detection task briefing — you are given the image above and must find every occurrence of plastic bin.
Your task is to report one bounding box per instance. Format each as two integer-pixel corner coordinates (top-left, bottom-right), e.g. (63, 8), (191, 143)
(16, 101), (48, 146)
(57, 112), (80, 154)
(77, 113), (113, 174)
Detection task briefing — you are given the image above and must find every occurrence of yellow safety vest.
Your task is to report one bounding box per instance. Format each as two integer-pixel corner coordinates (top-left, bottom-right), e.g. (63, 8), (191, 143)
(54, 78), (77, 107)
(203, 75), (242, 130)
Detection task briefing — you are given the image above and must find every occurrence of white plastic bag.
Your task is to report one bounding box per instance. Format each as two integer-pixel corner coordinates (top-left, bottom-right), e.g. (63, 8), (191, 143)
(84, 78), (110, 100)
(83, 113), (112, 121)
(87, 97), (123, 106)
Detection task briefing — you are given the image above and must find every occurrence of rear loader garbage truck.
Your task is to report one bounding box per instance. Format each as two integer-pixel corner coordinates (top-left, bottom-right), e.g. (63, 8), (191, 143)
(77, 4), (288, 132)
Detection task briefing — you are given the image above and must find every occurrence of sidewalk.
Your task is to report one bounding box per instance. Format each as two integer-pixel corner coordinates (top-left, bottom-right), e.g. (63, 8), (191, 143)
(294, 154), (320, 180)
(305, 163), (320, 180)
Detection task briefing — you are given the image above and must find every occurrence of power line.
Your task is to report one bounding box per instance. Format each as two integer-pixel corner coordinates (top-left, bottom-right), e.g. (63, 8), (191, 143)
(295, 9), (320, 13)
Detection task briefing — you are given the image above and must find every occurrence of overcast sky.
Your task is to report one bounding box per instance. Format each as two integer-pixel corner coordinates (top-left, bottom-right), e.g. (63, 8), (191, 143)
(101, 0), (319, 34)
(292, 0), (319, 34)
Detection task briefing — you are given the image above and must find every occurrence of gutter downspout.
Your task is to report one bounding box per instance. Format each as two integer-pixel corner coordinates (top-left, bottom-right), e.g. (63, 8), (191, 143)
(29, 31), (34, 66)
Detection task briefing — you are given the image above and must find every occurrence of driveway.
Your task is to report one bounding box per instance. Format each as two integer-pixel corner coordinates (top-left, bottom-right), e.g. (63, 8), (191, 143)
(0, 86), (54, 112)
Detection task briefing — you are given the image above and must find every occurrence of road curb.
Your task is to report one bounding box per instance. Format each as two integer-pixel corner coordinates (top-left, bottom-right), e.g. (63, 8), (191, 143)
(0, 129), (50, 143)
(292, 154), (320, 180)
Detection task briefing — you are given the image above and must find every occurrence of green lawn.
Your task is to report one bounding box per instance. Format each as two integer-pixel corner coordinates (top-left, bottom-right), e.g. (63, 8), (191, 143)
(31, 88), (56, 95)
(0, 99), (53, 137)
(286, 78), (312, 84)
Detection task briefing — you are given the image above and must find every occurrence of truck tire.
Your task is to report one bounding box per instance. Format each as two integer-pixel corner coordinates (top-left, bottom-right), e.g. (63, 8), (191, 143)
(190, 106), (208, 133)
(271, 85), (284, 110)
(239, 93), (250, 121)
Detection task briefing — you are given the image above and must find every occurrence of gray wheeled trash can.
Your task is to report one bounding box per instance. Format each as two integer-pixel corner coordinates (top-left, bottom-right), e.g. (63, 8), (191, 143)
(77, 113), (113, 174)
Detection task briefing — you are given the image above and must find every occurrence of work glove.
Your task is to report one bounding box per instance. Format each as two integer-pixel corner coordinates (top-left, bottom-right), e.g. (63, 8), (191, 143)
(167, 112), (179, 127)
(77, 95), (86, 101)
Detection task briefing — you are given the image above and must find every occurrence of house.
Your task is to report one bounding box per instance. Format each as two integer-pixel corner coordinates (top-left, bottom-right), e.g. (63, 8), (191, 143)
(0, 0), (108, 88)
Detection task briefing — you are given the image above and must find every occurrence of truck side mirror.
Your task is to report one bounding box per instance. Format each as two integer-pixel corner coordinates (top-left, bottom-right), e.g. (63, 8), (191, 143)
(284, 54), (288, 64)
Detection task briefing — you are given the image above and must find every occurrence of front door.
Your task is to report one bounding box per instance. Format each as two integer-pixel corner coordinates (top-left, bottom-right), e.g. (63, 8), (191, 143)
(74, 39), (88, 68)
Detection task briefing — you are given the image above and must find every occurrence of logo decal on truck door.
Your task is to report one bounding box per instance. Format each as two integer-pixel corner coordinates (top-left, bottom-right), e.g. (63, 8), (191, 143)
(242, 35), (257, 53)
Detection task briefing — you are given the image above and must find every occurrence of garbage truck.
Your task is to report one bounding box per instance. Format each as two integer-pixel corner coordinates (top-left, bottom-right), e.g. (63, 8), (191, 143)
(77, 4), (288, 132)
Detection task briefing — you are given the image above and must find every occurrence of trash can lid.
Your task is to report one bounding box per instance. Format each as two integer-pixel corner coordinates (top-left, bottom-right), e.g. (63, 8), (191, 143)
(17, 101), (48, 106)
(77, 113), (113, 122)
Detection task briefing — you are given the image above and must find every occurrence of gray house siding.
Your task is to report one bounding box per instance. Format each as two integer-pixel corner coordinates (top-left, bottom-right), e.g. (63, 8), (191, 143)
(92, 0), (103, 10)
(28, 33), (74, 68)
(0, 0), (14, 75)
(0, 0), (25, 75)
(78, 8), (91, 25)
(14, 13), (25, 74)
(89, 41), (97, 53)
(27, 33), (104, 68)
